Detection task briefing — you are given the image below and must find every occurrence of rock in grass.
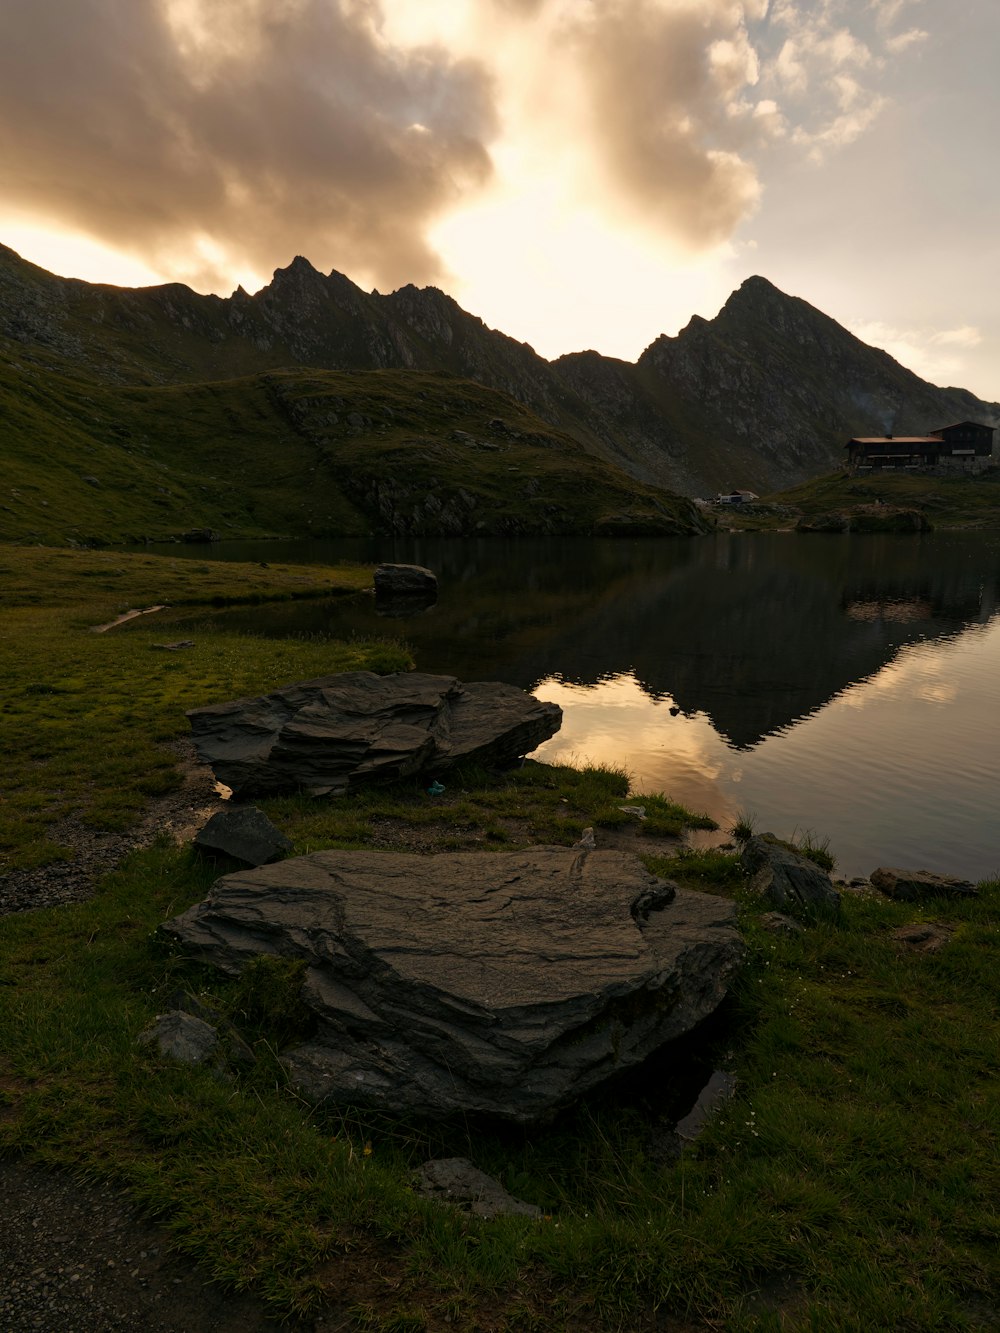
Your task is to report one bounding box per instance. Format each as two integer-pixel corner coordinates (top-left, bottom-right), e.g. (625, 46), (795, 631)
(161, 847), (743, 1123)
(413, 1158), (541, 1219)
(137, 1001), (255, 1078)
(137, 1011), (220, 1066)
(741, 834), (841, 916)
(891, 922), (954, 952)
(194, 806), (292, 867)
(186, 671), (561, 798)
(869, 867), (976, 902)
(758, 911), (806, 935)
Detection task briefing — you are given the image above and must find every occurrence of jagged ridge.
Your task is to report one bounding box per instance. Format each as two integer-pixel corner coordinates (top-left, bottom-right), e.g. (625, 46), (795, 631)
(2, 244), (998, 498)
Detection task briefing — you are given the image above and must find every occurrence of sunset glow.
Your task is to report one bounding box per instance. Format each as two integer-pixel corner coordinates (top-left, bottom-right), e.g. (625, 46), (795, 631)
(1, 1), (996, 396)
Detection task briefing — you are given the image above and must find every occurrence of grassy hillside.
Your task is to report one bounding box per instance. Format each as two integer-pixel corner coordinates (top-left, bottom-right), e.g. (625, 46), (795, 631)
(720, 468), (1000, 531)
(0, 361), (710, 544)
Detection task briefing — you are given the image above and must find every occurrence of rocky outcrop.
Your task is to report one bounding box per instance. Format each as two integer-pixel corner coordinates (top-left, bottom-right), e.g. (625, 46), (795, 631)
(160, 847), (743, 1122)
(796, 507), (932, 534)
(869, 867), (976, 901)
(741, 834), (841, 916)
(187, 671), (562, 798)
(373, 563), (437, 616)
(849, 506), (932, 534)
(193, 807), (293, 867)
(796, 512), (850, 533)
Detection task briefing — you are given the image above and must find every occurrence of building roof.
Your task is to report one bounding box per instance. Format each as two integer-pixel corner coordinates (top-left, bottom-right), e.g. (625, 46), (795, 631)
(847, 436), (942, 446)
(928, 420), (996, 435)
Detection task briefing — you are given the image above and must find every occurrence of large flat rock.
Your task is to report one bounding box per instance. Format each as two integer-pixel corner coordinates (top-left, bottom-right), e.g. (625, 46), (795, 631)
(161, 847), (743, 1122)
(186, 671), (562, 798)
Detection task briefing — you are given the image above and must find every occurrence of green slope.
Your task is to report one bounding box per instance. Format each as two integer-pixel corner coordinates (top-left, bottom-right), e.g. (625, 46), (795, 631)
(0, 362), (712, 544)
(745, 468), (1000, 531)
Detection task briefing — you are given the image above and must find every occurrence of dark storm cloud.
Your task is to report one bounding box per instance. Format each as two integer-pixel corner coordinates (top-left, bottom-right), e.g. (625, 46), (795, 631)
(0, 0), (496, 288)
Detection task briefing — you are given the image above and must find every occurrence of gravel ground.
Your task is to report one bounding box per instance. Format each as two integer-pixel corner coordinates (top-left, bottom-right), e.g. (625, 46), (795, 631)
(0, 741), (225, 916)
(0, 1161), (298, 1332)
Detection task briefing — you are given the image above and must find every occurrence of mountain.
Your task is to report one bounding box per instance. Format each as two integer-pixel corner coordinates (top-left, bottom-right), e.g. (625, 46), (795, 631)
(2, 243), (998, 505)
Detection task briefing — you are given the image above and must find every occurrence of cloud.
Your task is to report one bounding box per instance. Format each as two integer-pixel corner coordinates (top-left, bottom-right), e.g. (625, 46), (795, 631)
(852, 319), (984, 386)
(932, 326), (982, 349)
(870, 0), (922, 30)
(557, 1), (765, 248)
(755, 0), (927, 161)
(391, 0), (780, 253)
(0, 0), (934, 293)
(792, 93), (886, 158)
(0, 0), (496, 291)
(885, 27), (929, 53)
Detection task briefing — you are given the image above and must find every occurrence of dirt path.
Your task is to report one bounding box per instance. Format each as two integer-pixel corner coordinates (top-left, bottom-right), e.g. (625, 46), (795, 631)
(0, 1160), (314, 1332)
(0, 740), (225, 916)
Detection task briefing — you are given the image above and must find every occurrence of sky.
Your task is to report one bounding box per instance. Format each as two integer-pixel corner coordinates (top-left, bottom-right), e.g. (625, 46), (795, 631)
(1, 0), (997, 400)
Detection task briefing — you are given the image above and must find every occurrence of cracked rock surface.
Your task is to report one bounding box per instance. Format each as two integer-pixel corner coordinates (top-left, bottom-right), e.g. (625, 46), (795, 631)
(186, 671), (562, 798)
(163, 847), (743, 1122)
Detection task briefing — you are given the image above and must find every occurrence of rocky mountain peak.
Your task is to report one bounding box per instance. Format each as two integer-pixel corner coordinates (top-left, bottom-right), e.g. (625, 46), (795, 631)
(284, 254), (320, 276)
(2, 240), (998, 500)
(266, 255), (326, 293)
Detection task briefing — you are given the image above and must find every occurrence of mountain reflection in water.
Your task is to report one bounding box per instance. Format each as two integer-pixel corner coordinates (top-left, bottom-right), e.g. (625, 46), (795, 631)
(148, 532), (1000, 881)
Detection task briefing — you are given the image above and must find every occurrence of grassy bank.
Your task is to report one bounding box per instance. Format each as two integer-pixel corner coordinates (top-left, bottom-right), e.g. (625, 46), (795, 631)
(1, 547), (997, 1330)
(0, 547), (385, 870)
(725, 468), (1000, 532)
(0, 363), (710, 544)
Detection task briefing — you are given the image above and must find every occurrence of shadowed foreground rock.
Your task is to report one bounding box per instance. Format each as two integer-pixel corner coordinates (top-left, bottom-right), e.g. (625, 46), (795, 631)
(162, 847), (742, 1122)
(194, 806), (292, 866)
(741, 834), (841, 916)
(187, 671), (562, 798)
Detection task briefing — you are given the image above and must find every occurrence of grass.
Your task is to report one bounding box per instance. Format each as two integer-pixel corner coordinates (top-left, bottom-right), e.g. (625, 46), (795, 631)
(259, 758), (659, 858)
(726, 467), (1000, 531)
(789, 829), (836, 874)
(0, 356), (709, 545)
(3, 841), (996, 1328)
(0, 547), (400, 870)
(1, 545), (998, 1329)
(731, 809), (759, 845)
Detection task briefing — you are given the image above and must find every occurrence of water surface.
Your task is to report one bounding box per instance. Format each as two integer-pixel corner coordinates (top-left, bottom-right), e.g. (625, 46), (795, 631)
(145, 532), (1000, 882)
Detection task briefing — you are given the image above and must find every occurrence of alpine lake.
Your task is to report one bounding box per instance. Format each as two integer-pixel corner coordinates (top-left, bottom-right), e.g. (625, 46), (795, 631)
(142, 530), (1000, 884)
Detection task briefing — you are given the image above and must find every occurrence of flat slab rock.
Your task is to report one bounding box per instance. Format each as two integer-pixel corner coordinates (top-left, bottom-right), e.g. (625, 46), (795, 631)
(413, 1158), (540, 1219)
(869, 867), (977, 901)
(161, 847), (743, 1123)
(186, 671), (561, 798)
